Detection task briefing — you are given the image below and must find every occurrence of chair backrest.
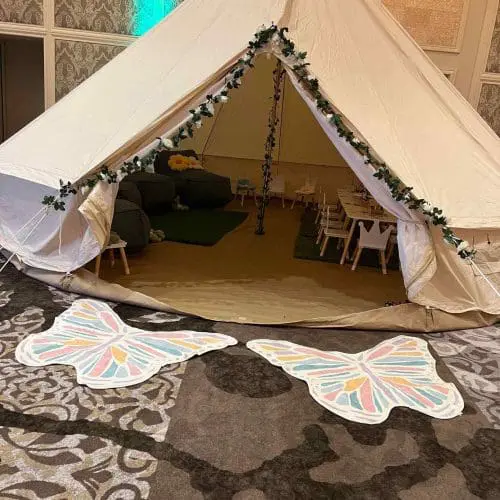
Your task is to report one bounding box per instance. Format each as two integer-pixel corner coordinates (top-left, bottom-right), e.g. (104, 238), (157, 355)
(237, 178), (251, 187)
(305, 177), (317, 190)
(270, 175), (285, 192)
(359, 221), (394, 250)
(326, 205), (339, 225)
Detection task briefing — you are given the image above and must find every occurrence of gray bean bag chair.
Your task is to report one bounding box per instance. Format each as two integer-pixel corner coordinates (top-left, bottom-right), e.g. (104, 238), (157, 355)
(125, 172), (176, 215)
(154, 150), (232, 209)
(112, 199), (151, 253)
(117, 181), (142, 207)
(170, 169), (233, 209)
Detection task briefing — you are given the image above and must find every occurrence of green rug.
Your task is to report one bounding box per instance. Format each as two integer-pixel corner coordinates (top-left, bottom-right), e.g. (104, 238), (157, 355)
(150, 209), (248, 246)
(294, 210), (399, 270)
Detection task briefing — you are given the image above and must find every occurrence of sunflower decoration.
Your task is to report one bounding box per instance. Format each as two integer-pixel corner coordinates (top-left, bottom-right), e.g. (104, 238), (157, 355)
(168, 154), (203, 171)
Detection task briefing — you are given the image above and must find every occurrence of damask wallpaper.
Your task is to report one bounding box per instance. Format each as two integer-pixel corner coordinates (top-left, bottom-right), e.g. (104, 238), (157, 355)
(55, 0), (183, 36)
(55, 40), (125, 101)
(486, 7), (500, 73)
(478, 84), (500, 136)
(0, 0), (43, 25)
(383, 0), (466, 49)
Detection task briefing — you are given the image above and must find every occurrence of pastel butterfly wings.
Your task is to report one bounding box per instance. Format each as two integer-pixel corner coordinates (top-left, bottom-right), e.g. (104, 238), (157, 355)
(16, 299), (237, 389)
(246, 336), (464, 424)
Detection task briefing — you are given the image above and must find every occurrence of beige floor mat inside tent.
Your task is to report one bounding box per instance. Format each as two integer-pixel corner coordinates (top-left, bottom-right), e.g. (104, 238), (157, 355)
(97, 202), (404, 324)
(82, 201), (495, 330)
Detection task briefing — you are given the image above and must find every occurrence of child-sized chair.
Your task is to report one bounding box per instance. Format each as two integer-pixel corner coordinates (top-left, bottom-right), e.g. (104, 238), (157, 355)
(236, 179), (257, 207)
(351, 221), (394, 274)
(320, 206), (350, 257)
(316, 192), (344, 245)
(291, 178), (317, 209)
(269, 175), (286, 208)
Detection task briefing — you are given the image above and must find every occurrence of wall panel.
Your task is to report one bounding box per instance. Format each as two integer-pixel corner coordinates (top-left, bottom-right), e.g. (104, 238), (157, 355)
(486, 8), (500, 72)
(478, 83), (500, 135)
(0, 0), (43, 25)
(55, 39), (124, 100)
(383, 0), (467, 51)
(55, 0), (182, 35)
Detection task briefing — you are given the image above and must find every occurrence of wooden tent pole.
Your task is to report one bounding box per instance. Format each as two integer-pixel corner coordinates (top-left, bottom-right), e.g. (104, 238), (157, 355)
(255, 58), (285, 235)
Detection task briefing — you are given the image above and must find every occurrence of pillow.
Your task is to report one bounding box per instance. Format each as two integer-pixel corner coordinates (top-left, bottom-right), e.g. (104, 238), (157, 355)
(154, 149), (199, 175)
(168, 154), (203, 171)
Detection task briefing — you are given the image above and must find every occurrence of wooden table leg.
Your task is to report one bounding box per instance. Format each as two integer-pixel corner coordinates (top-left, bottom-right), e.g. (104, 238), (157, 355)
(320, 235), (330, 257)
(340, 218), (357, 265)
(109, 249), (115, 267)
(94, 254), (102, 277)
(119, 247), (130, 275)
(380, 251), (387, 275)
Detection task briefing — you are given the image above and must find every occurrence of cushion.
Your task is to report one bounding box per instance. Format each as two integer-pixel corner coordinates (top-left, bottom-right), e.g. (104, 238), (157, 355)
(168, 169), (233, 209)
(112, 199), (151, 253)
(126, 172), (176, 215)
(168, 154), (203, 171)
(117, 181), (142, 208)
(155, 149), (199, 176)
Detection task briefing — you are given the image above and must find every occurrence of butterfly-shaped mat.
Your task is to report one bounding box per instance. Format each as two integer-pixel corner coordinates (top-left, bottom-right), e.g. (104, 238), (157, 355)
(246, 336), (464, 424)
(16, 299), (237, 389)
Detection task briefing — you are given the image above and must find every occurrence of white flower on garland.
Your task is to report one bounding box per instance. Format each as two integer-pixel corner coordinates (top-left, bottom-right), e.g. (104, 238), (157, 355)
(219, 95), (229, 104)
(80, 185), (91, 196)
(116, 171), (126, 183)
(195, 119), (203, 129)
(457, 240), (470, 253)
(326, 114), (334, 122)
(243, 54), (252, 63)
(422, 202), (433, 213)
(308, 75), (316, 81)
(161, 138), (174, 149)
(135, 160), (142, 168)
(206, 102), (215, 115)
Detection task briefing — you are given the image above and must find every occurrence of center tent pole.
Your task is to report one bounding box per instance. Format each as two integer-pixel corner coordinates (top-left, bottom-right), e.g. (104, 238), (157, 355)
(255, 58), (285, 235)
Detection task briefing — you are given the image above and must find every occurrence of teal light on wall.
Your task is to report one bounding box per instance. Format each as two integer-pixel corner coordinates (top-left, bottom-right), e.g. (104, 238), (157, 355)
(133, 1), (178, 36)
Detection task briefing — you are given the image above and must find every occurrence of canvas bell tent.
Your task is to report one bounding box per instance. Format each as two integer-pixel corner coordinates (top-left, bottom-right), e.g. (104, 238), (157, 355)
(0, 0), (499, 331)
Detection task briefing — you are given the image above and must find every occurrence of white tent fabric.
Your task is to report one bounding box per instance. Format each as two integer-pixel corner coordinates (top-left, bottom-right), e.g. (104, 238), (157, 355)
(0, 0), (499, 316)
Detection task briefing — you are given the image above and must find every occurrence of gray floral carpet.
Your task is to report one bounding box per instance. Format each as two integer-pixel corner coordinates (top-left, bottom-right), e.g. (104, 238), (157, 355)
(0, 263), (499, 499)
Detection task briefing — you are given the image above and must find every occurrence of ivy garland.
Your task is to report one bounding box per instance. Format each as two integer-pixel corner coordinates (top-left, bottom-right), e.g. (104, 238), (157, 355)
(41, 24), (474, 260)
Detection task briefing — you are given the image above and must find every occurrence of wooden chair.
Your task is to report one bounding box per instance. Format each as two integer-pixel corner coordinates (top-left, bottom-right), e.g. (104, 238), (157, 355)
(236, 179), (257, 207)
(320, 206), (350, 257)
(95, 239), (130, 277)
(316, 193), (344, 245)
(315, 191), (342, 223)
(291, 177), (317, 209)
(269, 175), (286, 208)
(351, 221), (394, 274)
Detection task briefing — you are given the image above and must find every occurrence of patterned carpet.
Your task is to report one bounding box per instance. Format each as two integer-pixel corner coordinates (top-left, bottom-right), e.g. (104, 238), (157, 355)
(0, 263), (499, 499)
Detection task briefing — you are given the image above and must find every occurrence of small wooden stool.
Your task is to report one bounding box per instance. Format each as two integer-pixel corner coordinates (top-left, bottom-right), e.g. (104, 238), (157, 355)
(95, 240), (130, 277)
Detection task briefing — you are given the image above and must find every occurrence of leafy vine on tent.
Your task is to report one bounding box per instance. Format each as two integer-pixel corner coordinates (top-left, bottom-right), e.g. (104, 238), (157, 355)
(255, 59), (285, 235)
(41, 24), (475, 260)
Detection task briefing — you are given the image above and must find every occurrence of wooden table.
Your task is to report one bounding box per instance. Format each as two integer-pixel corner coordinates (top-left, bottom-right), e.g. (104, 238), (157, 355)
(337, 188), (397, 265)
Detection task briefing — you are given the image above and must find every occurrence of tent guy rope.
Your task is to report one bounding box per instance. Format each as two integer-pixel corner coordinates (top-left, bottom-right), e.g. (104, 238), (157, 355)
(37, 24), (475, 263)
(0, 208), (50, 273)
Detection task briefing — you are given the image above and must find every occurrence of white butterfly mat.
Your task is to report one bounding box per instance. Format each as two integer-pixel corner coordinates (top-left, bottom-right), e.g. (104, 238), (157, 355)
(15, 299), (237, 389)
(247, 336), (464, 424)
